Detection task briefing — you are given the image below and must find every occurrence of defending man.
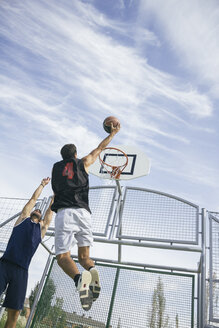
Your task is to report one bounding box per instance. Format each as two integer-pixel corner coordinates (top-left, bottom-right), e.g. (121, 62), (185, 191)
(0, 178), (54, 328)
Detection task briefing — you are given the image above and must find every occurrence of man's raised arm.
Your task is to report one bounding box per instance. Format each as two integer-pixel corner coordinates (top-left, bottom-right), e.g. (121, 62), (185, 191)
(15, 177), (50, 225)
(82, 123), (120, 173)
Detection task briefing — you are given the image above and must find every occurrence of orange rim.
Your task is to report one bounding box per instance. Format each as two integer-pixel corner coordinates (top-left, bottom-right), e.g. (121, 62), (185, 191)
(99, 147), (128, 179)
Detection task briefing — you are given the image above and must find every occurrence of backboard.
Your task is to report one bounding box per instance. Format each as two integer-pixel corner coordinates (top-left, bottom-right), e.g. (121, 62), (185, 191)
(89, 145), (151, 180)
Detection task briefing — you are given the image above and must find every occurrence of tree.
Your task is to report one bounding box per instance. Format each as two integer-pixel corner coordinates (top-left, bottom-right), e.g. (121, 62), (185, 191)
(147, 277), (169, 328)
(48, 297), (66, 328)
(117, 317), (122, 328)
(206, 270), (217, 323)
(29, 282), (40, 309)
(148, 287), (158, 328)
(32, 278), (56, 322)
(175, 314), (179, 328)
(20, 307), (27, 317)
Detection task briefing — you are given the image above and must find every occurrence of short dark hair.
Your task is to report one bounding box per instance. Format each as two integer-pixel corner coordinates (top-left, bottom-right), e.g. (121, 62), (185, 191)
(60, 144), (77, 160)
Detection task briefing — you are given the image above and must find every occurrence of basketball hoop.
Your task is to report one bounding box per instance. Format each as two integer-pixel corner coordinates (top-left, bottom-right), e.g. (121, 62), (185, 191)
(90, 145), (151, 181)
(99, 147), (128, 180)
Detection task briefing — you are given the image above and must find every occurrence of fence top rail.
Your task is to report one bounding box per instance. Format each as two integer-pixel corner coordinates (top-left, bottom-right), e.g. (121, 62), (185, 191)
(0, 197), (43, 201)
(0, 211), (21, 228)
(209, 213), (219, 224)
(68, 255), (198, 274)
(44, 231), (202, 253)
(89, 185), (117, 190)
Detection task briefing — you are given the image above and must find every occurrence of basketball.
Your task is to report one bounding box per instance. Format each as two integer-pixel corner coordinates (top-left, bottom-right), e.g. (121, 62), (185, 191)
(103, 116), (120, 133)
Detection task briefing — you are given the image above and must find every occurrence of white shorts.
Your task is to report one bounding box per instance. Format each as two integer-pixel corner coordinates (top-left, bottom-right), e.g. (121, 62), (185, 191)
(55, 207), (93, 256)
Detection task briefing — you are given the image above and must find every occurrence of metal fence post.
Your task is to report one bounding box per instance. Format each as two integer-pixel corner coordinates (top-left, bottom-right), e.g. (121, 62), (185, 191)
(197, 272), (200, 328)
(209, 214), (213, 323)
(201, 208), (207, 327)
(106, 267), (120, 328)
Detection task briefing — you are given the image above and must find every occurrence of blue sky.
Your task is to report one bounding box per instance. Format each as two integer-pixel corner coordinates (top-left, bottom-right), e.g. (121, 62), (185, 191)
(0, 0), (218, 212)
(0, 0), (218, 298)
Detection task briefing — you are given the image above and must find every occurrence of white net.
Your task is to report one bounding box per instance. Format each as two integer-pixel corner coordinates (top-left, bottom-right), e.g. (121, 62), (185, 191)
(99, 147), (128, 179)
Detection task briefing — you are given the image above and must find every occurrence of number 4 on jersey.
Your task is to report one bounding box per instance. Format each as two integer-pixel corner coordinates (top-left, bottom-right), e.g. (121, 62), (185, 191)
(62, 163), (74, 179)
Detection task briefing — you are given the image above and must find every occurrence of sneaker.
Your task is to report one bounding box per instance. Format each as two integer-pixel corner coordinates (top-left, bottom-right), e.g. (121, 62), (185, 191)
(89, 268), (101, 301)
(76, 271), (93, 311)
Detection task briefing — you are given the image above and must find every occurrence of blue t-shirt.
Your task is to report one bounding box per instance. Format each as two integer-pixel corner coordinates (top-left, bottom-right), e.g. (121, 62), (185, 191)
(2, 217), (41, 270)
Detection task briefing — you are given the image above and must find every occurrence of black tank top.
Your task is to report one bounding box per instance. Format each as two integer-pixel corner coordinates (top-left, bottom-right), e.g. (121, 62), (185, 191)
(51, 158), (91, 213)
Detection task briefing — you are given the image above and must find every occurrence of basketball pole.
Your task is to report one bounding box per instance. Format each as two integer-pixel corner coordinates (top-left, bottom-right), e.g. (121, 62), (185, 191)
(115, 180), (122, 196)
(115, 179), (123, 264)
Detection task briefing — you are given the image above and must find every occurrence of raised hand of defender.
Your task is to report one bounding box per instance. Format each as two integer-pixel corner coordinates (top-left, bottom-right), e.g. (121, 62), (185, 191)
(41, 177), (50, 187)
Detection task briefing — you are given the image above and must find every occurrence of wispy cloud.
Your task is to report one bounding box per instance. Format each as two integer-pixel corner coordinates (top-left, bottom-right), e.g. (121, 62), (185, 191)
(139, 0), (219, 99)
(0, 0), (217, 207)
(0, 0), (213, 120)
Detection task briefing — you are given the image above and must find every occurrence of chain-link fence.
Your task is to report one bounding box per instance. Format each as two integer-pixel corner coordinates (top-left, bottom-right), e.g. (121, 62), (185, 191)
(118, 188), (199, 244)
(31, 259), (195, 328)
(0, 187), (206, 327)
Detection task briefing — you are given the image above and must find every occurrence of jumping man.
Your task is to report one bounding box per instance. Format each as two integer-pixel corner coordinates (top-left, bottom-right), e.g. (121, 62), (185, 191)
(51, 123), (120, 311)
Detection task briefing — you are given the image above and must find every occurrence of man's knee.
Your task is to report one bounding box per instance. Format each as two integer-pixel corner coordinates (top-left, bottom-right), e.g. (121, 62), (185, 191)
(56, 253), (70, 267)
(78, 253), (89, 264)
(78, 247), (90, 264)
